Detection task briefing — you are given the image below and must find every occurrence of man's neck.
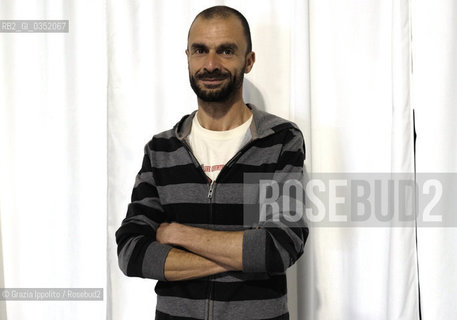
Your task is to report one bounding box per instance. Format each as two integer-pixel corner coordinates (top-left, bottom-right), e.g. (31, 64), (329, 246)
(196, 95), (252, 131)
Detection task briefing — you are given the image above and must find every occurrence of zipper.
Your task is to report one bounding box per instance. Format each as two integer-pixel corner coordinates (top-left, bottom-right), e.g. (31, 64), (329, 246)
(177, 140), (215, 320)
(203, 141), (258, 320)
(178, 140), (216, 320)
(207, 180), (215, 320)
(207, 180), (215, 198)
(179, 138), (255, 320)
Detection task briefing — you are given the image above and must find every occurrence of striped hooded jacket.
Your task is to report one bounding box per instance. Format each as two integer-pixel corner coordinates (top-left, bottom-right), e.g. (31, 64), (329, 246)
(115, 104), (308, 320)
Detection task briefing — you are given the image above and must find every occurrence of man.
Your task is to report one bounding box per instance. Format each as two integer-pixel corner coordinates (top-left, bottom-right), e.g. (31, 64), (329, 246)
(116, 5), (308, 320)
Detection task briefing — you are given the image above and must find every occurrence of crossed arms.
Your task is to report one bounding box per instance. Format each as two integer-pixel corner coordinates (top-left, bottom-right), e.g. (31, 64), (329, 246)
(156, 223), (243, 281)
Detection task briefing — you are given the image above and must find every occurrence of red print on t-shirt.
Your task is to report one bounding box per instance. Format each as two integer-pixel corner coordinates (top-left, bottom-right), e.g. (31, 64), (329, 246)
(202, 164), (225, 172)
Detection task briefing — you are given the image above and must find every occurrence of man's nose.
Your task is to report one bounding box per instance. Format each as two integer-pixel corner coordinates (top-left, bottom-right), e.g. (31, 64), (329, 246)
(203, 51), (221, 72)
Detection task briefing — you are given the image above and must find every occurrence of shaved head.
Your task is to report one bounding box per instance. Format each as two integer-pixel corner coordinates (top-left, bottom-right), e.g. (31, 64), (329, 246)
(188, 6), (252, 54)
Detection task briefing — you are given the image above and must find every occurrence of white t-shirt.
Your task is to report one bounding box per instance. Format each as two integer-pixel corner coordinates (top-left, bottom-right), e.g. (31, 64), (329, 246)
(187, 112), (253, 182)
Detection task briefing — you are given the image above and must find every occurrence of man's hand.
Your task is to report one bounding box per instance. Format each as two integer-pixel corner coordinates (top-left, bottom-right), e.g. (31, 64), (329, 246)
(156, 222), (177, 245)
(156, 222), (190, 246)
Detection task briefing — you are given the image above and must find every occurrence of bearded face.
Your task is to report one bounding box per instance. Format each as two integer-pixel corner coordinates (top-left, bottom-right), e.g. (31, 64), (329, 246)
(186, 16), (254, 104)
(189, 65), (245, 102)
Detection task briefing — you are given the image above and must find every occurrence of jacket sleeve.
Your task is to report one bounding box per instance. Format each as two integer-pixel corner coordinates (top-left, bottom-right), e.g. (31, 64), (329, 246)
(242, 128), (309, 274)
(115, 142), (173, 281)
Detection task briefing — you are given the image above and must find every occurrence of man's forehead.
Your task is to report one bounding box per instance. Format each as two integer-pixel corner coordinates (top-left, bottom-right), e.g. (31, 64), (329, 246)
(188, 16), (245, 48)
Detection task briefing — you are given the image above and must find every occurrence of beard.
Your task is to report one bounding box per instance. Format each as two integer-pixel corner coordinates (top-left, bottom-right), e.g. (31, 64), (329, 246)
(189, 66), (245, 102)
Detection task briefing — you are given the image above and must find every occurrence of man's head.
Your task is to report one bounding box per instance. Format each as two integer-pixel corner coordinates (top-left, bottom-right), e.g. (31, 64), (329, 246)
(186, 6), (255, 103)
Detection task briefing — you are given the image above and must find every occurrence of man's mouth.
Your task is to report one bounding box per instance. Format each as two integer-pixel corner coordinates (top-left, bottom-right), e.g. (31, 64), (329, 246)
(199, 77), (227, 87)
(201, 78), (224, 82)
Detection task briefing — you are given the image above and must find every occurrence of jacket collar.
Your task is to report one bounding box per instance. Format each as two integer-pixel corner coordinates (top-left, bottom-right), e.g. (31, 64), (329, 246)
(174, 103), (295, 141)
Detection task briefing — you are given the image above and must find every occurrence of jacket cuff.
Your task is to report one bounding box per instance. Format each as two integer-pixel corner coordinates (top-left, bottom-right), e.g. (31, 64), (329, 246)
(142, 242), (173, 281)
(242, 228), (266, 272)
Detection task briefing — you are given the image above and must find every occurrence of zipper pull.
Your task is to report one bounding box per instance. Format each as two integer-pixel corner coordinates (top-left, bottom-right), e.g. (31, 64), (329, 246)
(207, 181), (215, 199)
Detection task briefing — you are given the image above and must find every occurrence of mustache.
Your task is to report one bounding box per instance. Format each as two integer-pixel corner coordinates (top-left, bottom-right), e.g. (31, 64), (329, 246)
(195, 71), (230, 80)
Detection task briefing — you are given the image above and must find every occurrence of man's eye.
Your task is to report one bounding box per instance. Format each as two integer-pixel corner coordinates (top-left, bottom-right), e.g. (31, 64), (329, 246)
(222, 49), (233, 55)
(194, 48), (205, 54)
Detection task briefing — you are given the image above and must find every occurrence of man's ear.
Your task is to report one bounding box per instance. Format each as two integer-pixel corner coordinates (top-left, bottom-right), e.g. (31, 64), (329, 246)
(185, 49), (190, 59)
(244, 51), (256, 74)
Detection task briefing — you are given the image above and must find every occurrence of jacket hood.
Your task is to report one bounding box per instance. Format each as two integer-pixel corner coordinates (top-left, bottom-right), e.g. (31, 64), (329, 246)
(173, 103), (299, 141)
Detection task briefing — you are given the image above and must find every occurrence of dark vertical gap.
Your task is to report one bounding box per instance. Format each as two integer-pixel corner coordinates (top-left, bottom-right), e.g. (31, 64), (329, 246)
(413, 109), (422, 320)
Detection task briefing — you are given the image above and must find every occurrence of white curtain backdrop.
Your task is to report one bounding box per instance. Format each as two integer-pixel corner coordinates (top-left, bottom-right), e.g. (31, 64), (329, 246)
(0, 0), (107, 319)
(412, 1), (457, 319)
(0, 0), (456, 319)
